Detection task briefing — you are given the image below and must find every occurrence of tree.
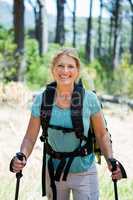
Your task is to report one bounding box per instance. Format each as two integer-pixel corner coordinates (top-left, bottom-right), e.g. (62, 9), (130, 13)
(37, 0), (48, 55)
(128, 0), (133, 64)
(13, 0), (25, 81)
(108, 15), (113, 55)
(97, 0), (103, 57)
(85, 0), (93, 62)
(72, 0), (77, 47)
(55, 0), (66, 45)
(28, 0), (40, 42)
(112, 0), (121, 69)
(104, 1), (115, 55)
(66, 0), (77, 47)
(28, 0), (48, 56)
(104, 0), (122, 69)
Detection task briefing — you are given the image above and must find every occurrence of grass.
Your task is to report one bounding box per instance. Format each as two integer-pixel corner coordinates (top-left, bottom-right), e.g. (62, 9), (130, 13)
(0, 166), (132, 200)
(99, 171), (132, 200)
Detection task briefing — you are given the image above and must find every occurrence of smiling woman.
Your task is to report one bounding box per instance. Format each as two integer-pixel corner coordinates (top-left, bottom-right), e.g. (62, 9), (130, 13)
(10, 48), (124, 200)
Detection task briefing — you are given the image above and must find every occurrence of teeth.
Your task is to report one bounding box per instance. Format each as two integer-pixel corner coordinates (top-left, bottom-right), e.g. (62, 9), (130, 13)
(60, 76), (70, 79)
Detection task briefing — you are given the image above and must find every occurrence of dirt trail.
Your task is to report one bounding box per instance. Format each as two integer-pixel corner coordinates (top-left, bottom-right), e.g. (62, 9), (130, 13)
(105, 111), (133, 179)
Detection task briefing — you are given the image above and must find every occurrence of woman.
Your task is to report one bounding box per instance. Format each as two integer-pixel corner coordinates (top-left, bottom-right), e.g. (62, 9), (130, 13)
(10, 48), (123, 200)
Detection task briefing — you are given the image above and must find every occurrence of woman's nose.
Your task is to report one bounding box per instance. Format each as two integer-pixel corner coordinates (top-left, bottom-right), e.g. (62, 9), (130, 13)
(62, 66), (69, 73)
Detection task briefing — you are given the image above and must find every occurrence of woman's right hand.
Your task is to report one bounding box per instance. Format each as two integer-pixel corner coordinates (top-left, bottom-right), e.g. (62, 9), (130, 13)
(10, 153), (27, 173)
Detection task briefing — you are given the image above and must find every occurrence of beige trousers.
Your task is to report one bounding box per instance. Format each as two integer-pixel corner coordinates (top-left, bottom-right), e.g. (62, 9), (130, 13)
(46, 164), (99, 200)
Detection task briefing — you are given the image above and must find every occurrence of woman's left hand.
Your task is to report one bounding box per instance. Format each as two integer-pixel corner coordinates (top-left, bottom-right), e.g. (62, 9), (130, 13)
(108, 162), (122, 181)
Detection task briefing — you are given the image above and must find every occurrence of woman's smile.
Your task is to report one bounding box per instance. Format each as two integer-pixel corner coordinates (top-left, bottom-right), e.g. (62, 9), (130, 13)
(58, 74), (72, 82)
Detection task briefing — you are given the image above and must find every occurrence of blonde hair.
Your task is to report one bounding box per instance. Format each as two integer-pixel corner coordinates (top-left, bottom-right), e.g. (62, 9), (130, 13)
(51, 48), (80, 70)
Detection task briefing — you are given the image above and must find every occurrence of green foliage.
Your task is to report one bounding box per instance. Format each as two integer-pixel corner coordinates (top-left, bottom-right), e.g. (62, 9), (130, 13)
(78, 46), (87, 63)
(109, 53), (133, 98)
(80, 52), (133, 98)
(78, 47), (106, 91)
(98, 163), (133, 200)
(25, 40), (61, 89)
(78, 47), (113, 92)
(87, 59), (108, 91)
(1, 171), (132, 200)
(0, 26), (133, 98)
(0, 27), (18, 82)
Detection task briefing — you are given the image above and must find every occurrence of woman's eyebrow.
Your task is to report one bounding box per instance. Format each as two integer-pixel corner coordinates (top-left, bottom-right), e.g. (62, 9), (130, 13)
(57, 62), (75, 66)
(57, 62), (64, 65)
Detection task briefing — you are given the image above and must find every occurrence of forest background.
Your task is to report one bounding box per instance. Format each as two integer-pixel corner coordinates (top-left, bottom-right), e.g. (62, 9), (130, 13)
(0, 0), (133, 200)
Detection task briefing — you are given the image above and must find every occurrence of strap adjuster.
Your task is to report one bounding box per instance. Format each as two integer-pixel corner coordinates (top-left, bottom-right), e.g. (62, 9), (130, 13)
(40, 135), (47, 142)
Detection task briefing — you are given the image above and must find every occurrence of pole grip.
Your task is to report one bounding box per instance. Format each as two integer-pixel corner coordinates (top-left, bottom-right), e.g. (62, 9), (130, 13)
(15, 152), (26, 179)
(108, 158), (119, 200)
(16, 152), (26, 161)
(108, 158), (127, 179)
(108, 158), (117, 171)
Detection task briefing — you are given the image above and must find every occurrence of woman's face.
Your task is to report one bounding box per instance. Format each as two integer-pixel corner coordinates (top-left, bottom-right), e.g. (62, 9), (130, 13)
(52, 55), (79, 86)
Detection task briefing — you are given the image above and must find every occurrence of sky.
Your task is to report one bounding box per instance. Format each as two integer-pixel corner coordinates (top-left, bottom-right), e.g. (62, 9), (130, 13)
(45, 0), (102, 17)
(2, 0), (109, 18)
(44, 0), (108, 18)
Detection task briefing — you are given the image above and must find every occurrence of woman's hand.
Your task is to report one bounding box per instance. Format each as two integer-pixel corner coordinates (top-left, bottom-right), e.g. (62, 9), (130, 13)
(10, 153), (27, 173)
(108, 162), (122, 180)
(107, 158), (123, 181)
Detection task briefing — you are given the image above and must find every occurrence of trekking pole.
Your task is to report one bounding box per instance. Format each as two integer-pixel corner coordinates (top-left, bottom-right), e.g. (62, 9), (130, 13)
(108, 158), (119, 200)
(108, 158), (127, 200)
(113, 180), (118, 200)
(14, 153), (24, 200)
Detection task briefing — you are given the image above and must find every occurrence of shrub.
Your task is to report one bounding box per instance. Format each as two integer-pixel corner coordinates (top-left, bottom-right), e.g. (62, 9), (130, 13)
(110, 53), (133, 98)
(0, 28), (17, 82)
(25, 41), (61, 89)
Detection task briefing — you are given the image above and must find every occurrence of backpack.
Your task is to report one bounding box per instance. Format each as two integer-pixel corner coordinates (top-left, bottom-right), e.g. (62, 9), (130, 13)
(39, 81), (110, 199)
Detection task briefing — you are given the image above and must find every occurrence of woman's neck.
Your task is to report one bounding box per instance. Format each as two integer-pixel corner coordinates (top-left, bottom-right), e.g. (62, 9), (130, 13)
(56, 84), (74, 96)
(55, 84), (74, 108)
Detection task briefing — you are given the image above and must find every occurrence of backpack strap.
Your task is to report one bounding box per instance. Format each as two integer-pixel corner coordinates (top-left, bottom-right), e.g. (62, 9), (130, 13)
(71, 82), (87, 141)
(40, 82), (56, 196)
(40, 81), (56, 142)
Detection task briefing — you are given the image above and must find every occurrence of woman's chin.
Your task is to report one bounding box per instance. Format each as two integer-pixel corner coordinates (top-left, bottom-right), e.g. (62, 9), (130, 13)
(58, 80), (72, 85)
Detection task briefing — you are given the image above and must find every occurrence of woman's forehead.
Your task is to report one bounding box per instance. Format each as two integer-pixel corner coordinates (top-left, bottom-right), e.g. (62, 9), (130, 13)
(55, 55), (77, 64)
